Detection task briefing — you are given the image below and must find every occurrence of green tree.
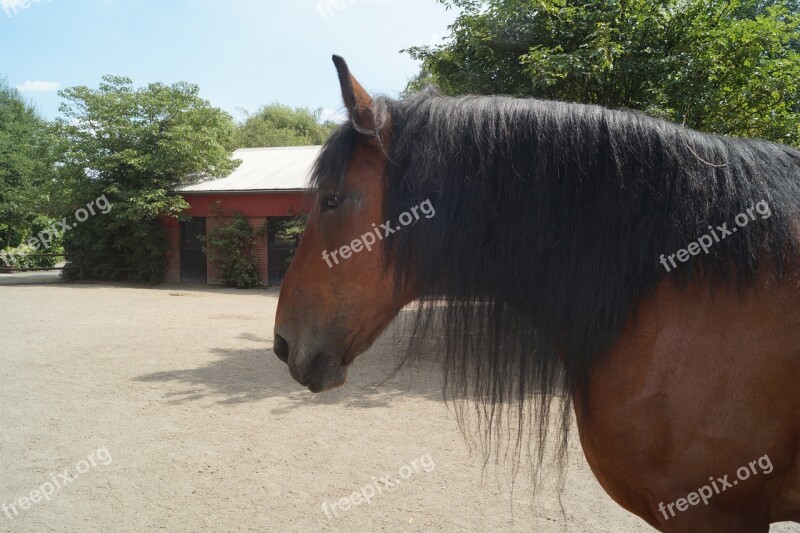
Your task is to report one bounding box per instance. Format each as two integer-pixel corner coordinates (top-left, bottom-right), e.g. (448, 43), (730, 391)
(55, 76), (238, 283)
(0, 77), (55, 249)
(237, 104), (335, 148)
(406, 0), (800, 146)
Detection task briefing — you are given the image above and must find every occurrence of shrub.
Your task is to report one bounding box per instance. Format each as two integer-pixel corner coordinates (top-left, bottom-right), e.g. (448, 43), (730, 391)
(61, 215), (168, 284)
(203, 206), (266, 289)
(0, 243), (58, 271)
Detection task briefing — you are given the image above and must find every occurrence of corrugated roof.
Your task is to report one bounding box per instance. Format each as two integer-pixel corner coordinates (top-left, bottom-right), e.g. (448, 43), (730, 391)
(179, 146), (320, 193)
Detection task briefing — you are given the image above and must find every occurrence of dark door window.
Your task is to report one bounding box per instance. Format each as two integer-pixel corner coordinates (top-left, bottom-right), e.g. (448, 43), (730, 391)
(180, 218), (207, 284)
(268, 216), (298, 286)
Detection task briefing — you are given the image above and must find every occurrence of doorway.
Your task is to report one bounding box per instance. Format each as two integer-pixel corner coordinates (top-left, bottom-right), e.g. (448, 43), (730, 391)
(180, 218), (207, 284)
(268, 216), (298, 286)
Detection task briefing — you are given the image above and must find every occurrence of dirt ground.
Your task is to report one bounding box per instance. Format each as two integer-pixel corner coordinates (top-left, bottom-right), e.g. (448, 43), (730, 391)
(1, 282), (798, 532)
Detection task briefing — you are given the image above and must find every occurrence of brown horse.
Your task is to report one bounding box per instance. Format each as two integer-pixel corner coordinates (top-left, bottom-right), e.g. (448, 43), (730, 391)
(273, 55), (800, 531)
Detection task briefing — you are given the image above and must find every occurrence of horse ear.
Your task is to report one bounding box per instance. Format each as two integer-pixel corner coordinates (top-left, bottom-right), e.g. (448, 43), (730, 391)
(332, 55), (375, 131)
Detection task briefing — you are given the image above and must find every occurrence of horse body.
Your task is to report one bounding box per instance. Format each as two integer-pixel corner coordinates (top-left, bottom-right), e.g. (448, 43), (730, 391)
(274, 55), (800, 530)
(577, 271), (800, 530)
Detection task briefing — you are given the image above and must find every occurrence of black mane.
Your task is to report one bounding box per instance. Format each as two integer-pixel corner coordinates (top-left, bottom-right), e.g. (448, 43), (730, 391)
(312, 90), (800, 476)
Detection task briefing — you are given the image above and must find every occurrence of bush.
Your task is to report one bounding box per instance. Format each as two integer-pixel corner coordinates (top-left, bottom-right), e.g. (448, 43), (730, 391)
(61, 214), (168, 284)
(0, 216), (65, 271)
(203, 206), (266, 289)
(0, 243), (58, 271)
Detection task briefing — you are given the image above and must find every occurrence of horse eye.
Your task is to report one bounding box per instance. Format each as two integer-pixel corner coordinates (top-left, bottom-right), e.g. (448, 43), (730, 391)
(323, 195), (342, 210)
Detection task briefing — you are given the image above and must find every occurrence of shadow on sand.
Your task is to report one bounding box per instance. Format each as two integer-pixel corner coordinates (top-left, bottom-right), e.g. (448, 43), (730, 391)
(133, 309), (446, 411)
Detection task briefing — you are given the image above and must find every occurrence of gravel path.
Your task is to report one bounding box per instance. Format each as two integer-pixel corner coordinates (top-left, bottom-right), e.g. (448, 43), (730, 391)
(1, 283), (797, 532)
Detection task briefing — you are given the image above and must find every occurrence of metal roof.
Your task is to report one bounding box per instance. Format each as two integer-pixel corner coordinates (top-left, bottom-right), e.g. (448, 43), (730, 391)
(178, 146), (320, 193)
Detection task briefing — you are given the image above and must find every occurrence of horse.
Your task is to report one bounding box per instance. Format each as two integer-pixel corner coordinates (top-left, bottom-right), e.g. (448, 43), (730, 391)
(273, 55), (800, 531)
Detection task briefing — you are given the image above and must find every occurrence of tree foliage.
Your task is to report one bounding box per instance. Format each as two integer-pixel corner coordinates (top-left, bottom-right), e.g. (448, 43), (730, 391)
(274, 211), (307, 264)
(406, 0), (800, 146)
(55, 76), (238, 283)
(236, 104), (335, 148)
(0, 78), (55, 249)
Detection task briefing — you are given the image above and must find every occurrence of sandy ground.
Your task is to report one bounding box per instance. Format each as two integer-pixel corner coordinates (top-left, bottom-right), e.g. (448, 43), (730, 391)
(1, 282), (798, 532)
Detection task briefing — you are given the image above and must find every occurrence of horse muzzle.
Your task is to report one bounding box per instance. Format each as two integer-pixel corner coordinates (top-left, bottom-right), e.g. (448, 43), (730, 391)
(273, 331), (348, 392)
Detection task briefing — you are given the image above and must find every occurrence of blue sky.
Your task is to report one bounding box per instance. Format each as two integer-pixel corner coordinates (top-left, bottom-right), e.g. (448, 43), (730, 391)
(0, 0), (456, 122)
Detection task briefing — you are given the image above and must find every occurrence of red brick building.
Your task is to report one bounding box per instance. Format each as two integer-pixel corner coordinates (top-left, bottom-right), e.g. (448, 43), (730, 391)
(159, 147), (317, 285)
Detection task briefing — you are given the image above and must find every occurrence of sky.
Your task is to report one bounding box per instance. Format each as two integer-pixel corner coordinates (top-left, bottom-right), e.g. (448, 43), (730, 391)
(0, 0), (457, 122)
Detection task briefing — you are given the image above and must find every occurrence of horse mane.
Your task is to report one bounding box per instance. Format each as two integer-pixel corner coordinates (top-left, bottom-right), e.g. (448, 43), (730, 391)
(312, 90), (800, 484)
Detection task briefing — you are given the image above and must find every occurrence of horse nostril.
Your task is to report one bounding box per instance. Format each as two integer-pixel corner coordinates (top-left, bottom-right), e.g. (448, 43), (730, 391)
(274, 333), (289, 363)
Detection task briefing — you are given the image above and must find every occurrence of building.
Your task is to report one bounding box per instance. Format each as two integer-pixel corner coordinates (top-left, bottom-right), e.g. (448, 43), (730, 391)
(159, 146), (318, 285)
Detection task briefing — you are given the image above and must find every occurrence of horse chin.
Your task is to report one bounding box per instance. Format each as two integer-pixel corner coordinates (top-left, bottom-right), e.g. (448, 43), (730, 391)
(306, 366), (348, 393)
(287, 352), (349, 393)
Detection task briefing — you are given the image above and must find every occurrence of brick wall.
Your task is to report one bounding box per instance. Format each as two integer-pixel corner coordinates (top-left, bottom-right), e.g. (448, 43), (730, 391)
(159, 216), (181, 284)
(248, 217), (270, 287)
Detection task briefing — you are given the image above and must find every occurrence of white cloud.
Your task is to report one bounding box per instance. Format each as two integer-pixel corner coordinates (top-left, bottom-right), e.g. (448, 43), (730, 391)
(16, 80), (60, 93)
(320, 107), (348, 124)
(315, 0), (392, 20)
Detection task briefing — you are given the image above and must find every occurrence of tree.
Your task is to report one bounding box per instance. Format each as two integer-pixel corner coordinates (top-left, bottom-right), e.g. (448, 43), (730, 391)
(236, 104), (335, 148)
(0, 77), (55, 249)
(55, 76), (238, 283)
(406, 0), (800, 147)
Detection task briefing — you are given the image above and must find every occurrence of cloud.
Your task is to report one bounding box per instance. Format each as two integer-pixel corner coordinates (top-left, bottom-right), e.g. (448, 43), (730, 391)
(320, 107), (348, 124)
(16, 80), (60, 93)
(315, 0), (392, 20)
(315, 0), (357, 20)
